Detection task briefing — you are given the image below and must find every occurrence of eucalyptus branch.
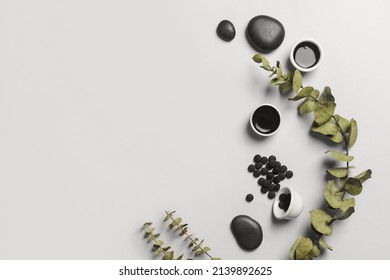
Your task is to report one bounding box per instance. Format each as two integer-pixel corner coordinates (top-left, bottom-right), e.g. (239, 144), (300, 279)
(164, 210), (221, 260)
(252, 54), (372, 260)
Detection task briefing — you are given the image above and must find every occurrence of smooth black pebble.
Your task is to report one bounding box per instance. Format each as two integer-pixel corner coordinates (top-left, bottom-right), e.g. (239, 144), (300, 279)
(231, 215), (263, 251)
(217, 20), (236, 42)
(246, 15), (285, 53)
(268, 155), (276, 161)
(248, 164), (256, 173)
(267, 172), (274, 179)
(246, 194), (254, 202)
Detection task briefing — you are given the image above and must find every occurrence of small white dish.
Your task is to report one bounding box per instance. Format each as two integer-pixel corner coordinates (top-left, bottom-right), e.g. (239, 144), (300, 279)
(249, 104), (281, 137)
(290, 38), (323, 72)
(273, 186), (304, 220)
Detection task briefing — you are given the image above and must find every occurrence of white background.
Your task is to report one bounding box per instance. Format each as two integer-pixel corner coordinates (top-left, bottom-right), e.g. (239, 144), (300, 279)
(0, 0), (389, 260)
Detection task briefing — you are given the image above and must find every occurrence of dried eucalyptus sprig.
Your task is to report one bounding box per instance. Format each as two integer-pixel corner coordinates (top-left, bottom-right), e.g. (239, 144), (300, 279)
(164, 210), (221, 260)
(252, 54), (372, 260)
(142, 222), (184, 260)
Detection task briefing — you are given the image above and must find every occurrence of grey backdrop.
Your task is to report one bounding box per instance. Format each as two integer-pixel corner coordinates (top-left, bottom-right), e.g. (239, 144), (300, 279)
(0, 0), (389, 259)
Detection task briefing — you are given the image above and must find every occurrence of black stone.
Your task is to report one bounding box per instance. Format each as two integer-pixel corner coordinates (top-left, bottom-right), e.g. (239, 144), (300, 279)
(286, 170), (294, 179)
(255, 162), (263, 169)
(254, 154), (261, 162)
(260, 157), (268, 164)
(253, 170), (261, 178)
(246, 194), (254, 202)
(268, 191), (276, 199)
(268, 160), (276, 168)
(231, 215), (263, 251)
(246, 15), (285, 53)
(216, 20), (236, 42)
(248, 164), (256, 173)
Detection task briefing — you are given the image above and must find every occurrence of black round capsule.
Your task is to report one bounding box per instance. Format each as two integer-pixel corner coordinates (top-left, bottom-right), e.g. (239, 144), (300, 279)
(246, 193), (254, 202)
(273, 176), (281, 184)
(248, 164), (256, 173)
(260, 156), (268, 164)
(266, 163), (273, 170)
(279, 201), (287, 210)
(255, 162), (263, 169)
(278, 173), (286, 180)
(285, 170), (294, 179)
(275, 161), (281, 168)
(267, 172), (274, 179)
(268, 191), (276, 199)
(279, 193), (288, 201)
(273, 168), (280, 175)
(268, 155), (276, 161)
(260, 168), (268, 175)
(254, 154), (261, 162)
(274, 183), (281, 192)
(261, 186), (268, 194)
(257, 177), (266, 186)
(268, 160), (276, 168)
(253, 170), (261, 178)
(280, 165), (288, 173)
(262, 180), (271, 188)
(268, 184), (275, 192)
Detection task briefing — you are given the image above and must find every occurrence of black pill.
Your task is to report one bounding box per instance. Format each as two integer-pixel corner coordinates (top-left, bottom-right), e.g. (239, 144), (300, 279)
(280, 165), (288, 173)
(267, 172), (274, 179)
(253, 170), (261, 178)
(279, 193), (288, 201)
(268, 184), (275, 192)
(274, 183), (281, 192)
(273, 168), (280, 175)
(268, 191), (276, 199)
(246, 194), (254, 202)
(273, 176), (281, 184)
(262, 180), (271, 188)
(261, 187), (268, 194)
(268, 155), (276, 161)
(260, 168), (268, 175)
(275, 161), (281, 168)
(254, 154), (261, 162)
(286, 170), (293, 179)
(248, 164), (256, 173)
(279, 201), (286, 210)
(266, 163), (273, 170)
(258, 177), (266, 186)
(255, 162), (263, 169)
(260, 157), (268, 164)
(278, 173), (286, 180)
(268, 160), (276, 168)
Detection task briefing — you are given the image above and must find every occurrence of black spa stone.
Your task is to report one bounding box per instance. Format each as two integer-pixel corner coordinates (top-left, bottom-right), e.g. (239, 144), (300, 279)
(216, 20), (236, 42)
(246, 15), (285, 53)
(231, 215), (263, 251)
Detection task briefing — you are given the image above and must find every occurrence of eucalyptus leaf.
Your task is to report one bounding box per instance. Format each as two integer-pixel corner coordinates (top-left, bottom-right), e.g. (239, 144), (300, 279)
(344, 177), (363, 196)
(328, 150), (354, 162)
(310, 89), (320, 99)
(163, 250), (174, 260)
(260, 56), (270, 69)
(354, 169), (372, 183)
(290, 237), (305, 260)
(348, 119), (358, 148)
(295, 237), (314, 260)
(252, 54), (264, 63)
(336, 207), (355, 221)
(293, 70), (303, 93)
(318, 86), (335, 104)
(314, 103), (336, 125)
(335, 115), (351, 133)
(298, 97), (318, 114)
(323, 180), (342, 209)
(319, 237), (333, 251)
(312, 119), (339, 136)
(329, 131), (344, 143)
(172, 217), (182, 226)
(277, 63), (283, 79)
(154, 249), (161, 256)
(313, 245), (321, 257)
(211, 257), (221, 260)
(310, 209), (333, 236)
(269, 78), (287, 86)
(283, 72), (294, 82)
(340, 198), (355, 212)
(327, 168), (348, 178)
(143, 222), (153, 227)
(289, 86), (314, 101)
(279, 82), (292, 94)
(176, 254), (184, 260)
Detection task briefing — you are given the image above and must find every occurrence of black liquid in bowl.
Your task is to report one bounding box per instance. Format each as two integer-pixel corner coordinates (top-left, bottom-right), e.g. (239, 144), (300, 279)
(293, 41), (321, 69)
(251, 105), (281, 135)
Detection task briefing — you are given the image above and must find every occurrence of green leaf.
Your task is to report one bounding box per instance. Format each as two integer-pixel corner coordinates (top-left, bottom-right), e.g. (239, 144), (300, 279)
(163, 211), (175, 222)
(295, 238), (314, 260)
(298, 97), (318, 114)
(310, 209), (333, 236)
(289, 86), (314, 101)
(143, 222), (152, 228)
(269, 78), (287, 86)
(172, 217), (182, 226)
(292, 70), (302, 93)
(211, 257), (221, 260)
(318, 86), (335, 105)
(290, 237), (305, 260)
(192, 240), (204, 252)
(319, 237), (333, 251)
(202, 247), (210, 252)
(162, 246), (171, 252)
(327, 168), (348, 178)
(145, 227), (155, 234)
(323, 180), (342, 209)
(314, 103), (336, 125)
(340, 198), (355, 212)
(336, 207), (355, 220)
(283, 72), (293, 82)
(176, 254), (184, 260)
(163, 250), (174, 260)
(329, 132), (344, 143)
(279, 82), (292, 94)
(252, 54), (265, 63)
(189, 238), (199, 248)
(344, 177), (363, 196)
(336, 115), (351, 133)
(348, 119), (358, 148)
(354, 169), (372, 183)
(277, 62), (283, 79)
(312, 119), (339, 136)
(328, 150), (354, 162)
(184, 234), (194, 242)
(154, 249), (161, 256)
(310, 89), (320, 99)
(260, 56), (270, 69)
(313, 245), (321, 257)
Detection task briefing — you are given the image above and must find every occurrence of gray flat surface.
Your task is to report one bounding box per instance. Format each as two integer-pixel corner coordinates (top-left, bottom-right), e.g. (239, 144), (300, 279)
(0, 0), (389, 260)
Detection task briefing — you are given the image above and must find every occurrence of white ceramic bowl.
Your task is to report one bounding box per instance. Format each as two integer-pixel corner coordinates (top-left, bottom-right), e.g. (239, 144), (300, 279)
(249, 104), (281, 137)
(290, 38), (323, 72)
(273, 187), (304, 220)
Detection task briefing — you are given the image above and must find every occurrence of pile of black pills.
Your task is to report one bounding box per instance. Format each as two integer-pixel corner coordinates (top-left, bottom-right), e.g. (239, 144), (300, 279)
(278, 193), (291, 212)
(247, 154), (293, 200)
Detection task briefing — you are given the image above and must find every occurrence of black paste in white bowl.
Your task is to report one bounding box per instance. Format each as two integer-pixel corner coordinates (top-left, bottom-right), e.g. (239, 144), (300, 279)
(250, 104), (281, 137)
